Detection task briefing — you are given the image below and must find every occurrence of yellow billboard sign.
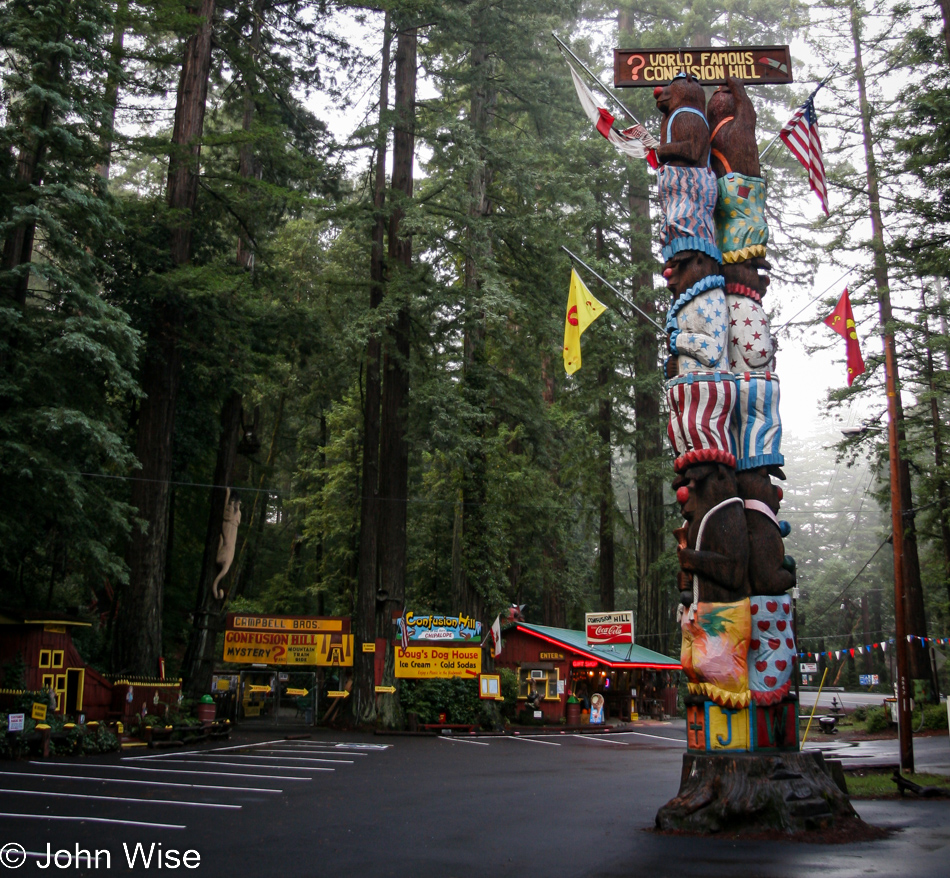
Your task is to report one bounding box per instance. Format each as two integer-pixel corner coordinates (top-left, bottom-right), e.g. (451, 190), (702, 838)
(227, 614), (346, 632)
(394, 646), (482, 679)
(223, 631), (353, 666)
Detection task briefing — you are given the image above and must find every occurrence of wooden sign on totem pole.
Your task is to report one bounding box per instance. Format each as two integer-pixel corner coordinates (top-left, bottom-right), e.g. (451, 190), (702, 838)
(613, 46), (793, 87)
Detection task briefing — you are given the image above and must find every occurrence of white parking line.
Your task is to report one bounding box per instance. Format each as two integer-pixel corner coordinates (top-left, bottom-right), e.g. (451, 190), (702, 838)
(131, 759), (332, 772)
(569, 735), (629, 746)
(120, 738), (289, 760)
(435, 736), (490, 746)
(503, 736), (561, 746)
(278, 741), (390, 750)
(600, 730), (686, 745)
(250, 748), (368, 757)
(30, 762), (311, 781)
(0, 812), (185, 830)
(0, 789), (239, 810)
(0, 770), (281, 794)
(168, 754), (354, 764)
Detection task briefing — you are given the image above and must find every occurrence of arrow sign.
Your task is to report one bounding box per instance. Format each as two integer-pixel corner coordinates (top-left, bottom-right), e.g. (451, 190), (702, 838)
(285, 688), (309, 697)
(327, 690), (350, 699)
(375, 685), (396, 694)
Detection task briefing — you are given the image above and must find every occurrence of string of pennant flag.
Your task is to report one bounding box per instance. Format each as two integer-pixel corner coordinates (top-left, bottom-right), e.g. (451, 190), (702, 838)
(798, 635), (950, 661)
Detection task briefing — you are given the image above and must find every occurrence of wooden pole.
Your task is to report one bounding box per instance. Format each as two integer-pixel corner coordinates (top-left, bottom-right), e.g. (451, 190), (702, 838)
(850, 0), (919, 771)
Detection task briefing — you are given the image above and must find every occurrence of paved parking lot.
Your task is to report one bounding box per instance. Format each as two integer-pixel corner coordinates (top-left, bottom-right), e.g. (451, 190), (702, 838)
(0, 726), (948, 877)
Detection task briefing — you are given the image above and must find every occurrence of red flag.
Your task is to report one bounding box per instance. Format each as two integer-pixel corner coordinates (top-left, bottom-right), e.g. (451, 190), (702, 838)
(823, 288), (865, 386)
(780, 95), (829, 215)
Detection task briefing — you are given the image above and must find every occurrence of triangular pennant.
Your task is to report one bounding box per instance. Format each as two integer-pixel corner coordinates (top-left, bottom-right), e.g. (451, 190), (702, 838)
(881, 642), (887, 652)
(835, 650), (841, 659)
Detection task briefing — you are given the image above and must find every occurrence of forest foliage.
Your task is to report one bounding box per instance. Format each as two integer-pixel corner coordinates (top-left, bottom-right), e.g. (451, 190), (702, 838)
(1, 0), (949, 714)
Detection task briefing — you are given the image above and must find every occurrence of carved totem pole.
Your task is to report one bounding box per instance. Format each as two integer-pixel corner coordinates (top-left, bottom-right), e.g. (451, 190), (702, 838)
(562, 43), (866, 832)
(647, 65), (859, 833)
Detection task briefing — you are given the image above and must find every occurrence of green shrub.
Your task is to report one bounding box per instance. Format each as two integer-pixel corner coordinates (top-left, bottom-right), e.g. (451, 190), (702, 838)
(864, 706), (889, 733)
(498, 668), (519, 723)
(852, 705), (868, 722)
(400, 678), (483, 725)
(921, 704), (948, 731)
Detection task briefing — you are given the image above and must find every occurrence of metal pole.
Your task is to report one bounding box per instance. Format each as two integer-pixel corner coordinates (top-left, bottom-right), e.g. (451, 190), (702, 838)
(552, 33), (642, 126)
(560, 245), (665, 333)
(800, 667), (828, 749)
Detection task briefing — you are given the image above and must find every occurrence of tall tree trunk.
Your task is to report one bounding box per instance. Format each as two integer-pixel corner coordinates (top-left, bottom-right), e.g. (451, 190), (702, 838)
(452, 27), (495, 624)
(116, 1), (216, 675)
(592, 218), (614, 613)
(850, 4), (935, 697)
(181, 391), (242, 697)
(1, 62), (58, 305)
(232, 393), (284, 598)
(236, 0), (264, 270)
(921, 286), (950, 607)
(354, 13), (391, 725)
(375, 20), (416, 728)
(629, 171), (667, 653)
(618, 9), (668, 655)
(98, 0), (129, 183)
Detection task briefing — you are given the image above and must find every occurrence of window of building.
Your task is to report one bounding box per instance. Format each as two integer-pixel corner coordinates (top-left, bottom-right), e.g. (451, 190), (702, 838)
(39, 650), (51, 669)
(517, 667), (559, 700)
(52, 650), (64, 669)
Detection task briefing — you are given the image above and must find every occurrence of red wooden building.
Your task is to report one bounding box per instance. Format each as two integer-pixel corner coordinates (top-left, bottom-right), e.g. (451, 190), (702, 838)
(0, 611), (180, 722)
(496, 622), (682, 723)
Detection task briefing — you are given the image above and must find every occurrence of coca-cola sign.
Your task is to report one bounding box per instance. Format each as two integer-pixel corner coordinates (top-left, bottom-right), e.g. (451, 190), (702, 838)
(586, 611), (634, 645)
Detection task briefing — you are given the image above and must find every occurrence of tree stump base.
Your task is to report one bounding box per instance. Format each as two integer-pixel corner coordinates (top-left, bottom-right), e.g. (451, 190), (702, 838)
(656, 751), (867, 835)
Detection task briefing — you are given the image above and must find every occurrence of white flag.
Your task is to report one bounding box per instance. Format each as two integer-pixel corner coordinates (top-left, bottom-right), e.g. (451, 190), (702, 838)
(567, 62), (658, 161)
(491, 615), (502, 658)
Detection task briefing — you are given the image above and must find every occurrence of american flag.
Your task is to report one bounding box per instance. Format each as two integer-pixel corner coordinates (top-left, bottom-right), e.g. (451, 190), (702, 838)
(779, 95), (829, 215)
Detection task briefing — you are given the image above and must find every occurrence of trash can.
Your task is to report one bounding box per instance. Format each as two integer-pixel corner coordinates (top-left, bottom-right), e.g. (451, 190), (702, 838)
(566, 696), (580, 726)
(196, 694), (216, 726)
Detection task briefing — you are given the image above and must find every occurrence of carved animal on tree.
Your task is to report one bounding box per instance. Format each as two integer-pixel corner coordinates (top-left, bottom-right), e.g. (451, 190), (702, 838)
(663, 250), (727, 379)
(211, 487), (241, 599)
(655, 73), (710, 167)
(706, 76), (760, 179)
(673, 462), (749, 607)
(653, 73), (719, 263)
(706, 76), (770, 278)
(736, 466), (795, 596)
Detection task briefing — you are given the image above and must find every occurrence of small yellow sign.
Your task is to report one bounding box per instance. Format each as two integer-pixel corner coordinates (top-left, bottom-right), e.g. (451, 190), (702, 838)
(707, 704), (751, 751)
(395, 646), (482, 680)
(375, 685), (396, 694)
(216, 679), (230, 691)
(247, 685), (272, 694)
(362, 642), (376, 653)
(285, 688), (309, 697)
(327, 690), (350, 699)
(31, 703), (48, 721)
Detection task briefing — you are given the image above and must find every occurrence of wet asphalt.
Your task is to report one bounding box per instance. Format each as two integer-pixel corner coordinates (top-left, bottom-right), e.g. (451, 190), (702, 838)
(0, 722), (947, 877)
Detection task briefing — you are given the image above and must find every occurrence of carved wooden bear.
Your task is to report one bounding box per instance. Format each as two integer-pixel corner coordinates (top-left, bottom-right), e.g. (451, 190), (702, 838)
(653, 73), (719, 264)
(655, 73), (710, 167)
(706, 76), (769, 279)
(674, 462), (749, 606)
(706, 75), (760, 179)
(736, 466), (795, 596)
(663, 249), (726, 379)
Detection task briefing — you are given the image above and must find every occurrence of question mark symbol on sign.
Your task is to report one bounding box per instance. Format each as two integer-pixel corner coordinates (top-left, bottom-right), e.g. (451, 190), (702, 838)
(272, 645), (286, 662)
(627, 54), (646, 81)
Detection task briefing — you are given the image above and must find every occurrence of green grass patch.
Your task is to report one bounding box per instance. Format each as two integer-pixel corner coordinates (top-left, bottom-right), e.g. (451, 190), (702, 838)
(846, 771), (950, 798)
